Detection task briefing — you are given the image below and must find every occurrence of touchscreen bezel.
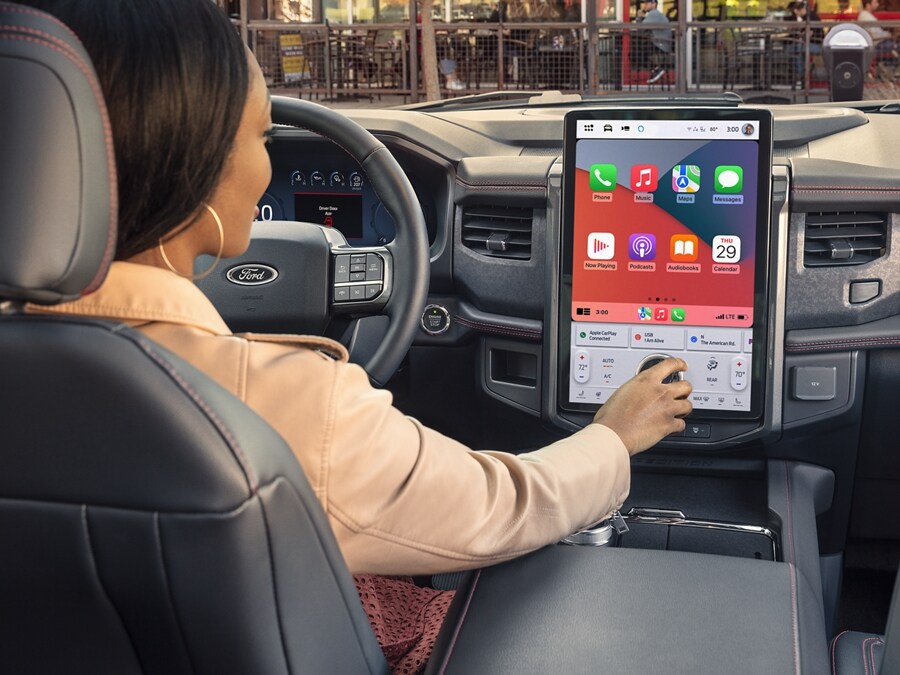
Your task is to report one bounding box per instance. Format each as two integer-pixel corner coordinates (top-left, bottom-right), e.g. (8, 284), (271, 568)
(558, 108), (773, 420)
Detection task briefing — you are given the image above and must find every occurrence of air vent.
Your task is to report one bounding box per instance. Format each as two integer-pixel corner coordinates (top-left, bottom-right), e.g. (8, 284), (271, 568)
(803, 212), (887, 267)
(461, 205), (533, 260)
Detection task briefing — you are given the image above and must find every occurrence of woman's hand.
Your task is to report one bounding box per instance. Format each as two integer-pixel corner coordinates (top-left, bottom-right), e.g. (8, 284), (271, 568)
(592, 357), (692, 456)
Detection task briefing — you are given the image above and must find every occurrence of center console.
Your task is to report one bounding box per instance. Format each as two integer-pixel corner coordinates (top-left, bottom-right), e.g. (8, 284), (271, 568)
(426, 460), (833, 675)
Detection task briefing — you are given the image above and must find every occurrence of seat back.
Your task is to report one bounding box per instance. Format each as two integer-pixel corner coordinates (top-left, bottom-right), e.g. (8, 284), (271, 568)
(0, 4), (387, 673)
(881, 567), (900, 673)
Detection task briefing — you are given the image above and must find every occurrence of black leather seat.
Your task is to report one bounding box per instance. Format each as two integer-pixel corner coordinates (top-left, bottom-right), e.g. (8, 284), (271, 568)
(831, 568), (898, 675)
(0, 4), (388, 672)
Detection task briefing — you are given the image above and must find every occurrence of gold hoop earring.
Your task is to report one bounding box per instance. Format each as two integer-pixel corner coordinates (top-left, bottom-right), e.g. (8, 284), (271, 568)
(158, 203), (225, 281)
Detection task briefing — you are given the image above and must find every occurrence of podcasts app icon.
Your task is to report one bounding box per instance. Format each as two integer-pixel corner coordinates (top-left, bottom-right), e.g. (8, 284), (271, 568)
(628, 233), (656, 261)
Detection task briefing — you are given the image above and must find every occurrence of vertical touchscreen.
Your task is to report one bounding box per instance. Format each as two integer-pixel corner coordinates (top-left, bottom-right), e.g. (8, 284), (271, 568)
(566, 117), (768, 414)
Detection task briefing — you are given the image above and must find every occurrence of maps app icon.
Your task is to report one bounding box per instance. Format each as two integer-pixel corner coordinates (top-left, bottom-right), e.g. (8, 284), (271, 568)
(672, 165), (700, 193)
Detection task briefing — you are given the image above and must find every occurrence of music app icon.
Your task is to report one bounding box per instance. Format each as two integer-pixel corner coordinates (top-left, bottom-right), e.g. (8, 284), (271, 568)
(630, 164), (658, 192)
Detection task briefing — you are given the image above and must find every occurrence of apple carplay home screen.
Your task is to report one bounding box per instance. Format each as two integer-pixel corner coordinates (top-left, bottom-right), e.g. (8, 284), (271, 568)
(563, 115), (769, 415)
(573, 136), (757, 325)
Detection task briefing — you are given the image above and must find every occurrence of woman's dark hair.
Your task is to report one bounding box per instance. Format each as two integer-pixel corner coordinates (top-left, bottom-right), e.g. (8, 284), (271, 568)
(21, 0), (250, 258)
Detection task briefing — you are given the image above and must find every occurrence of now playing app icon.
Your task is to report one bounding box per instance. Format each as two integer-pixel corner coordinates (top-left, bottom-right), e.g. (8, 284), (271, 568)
(628, 233), (656, 261)
(587, 232), (615, 260)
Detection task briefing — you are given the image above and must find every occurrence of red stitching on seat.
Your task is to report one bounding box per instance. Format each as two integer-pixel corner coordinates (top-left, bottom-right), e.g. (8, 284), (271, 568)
(861, 636), (884, 675)
(1, 3), (86, 34)
(862, 636), (876, 675)
(869, 637), (884, 674)
(831, 630), (850, 675)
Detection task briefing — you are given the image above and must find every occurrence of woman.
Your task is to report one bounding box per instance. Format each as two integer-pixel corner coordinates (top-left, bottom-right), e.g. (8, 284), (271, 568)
(21, 0), (691, 671)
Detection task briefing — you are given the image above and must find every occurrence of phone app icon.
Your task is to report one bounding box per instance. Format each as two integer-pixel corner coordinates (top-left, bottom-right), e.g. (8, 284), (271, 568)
(589, 164), (617, 191)
(671, 308), (686, 322)
(630, 164), (658, 192)
(714, 166), (743, 193)
(638, 306), (653, 321)
(672, 165), (700, 193)
(670, 234), (699, 262)
(712, 235), (741, 263)
(587, 232), (615, 260)
(628, 233), (656, 260)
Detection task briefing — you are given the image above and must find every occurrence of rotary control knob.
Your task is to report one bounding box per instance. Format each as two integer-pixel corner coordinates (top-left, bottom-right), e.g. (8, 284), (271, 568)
(636, 353), (684, 384)
(421, 304), (450, 336)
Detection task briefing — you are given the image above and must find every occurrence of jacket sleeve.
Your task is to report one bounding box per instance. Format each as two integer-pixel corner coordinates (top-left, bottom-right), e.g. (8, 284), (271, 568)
(319, 357), (630, 576)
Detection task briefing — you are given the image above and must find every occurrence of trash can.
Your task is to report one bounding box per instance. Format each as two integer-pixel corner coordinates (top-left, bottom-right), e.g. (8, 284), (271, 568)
(822, 24), (873, 102)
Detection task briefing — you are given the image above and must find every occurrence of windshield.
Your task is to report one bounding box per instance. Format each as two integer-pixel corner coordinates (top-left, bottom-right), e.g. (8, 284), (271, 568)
(221, 0), (900, 109)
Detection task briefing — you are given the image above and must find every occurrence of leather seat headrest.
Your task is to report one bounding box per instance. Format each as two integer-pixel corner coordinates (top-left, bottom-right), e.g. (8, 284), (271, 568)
(0, 2), (117, 305)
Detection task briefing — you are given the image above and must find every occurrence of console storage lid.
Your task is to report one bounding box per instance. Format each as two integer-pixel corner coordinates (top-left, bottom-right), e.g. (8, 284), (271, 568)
(427, 546), (829, 674)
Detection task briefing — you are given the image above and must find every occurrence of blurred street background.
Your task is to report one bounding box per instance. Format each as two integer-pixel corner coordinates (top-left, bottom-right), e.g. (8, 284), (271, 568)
(219, 0), (900, 106)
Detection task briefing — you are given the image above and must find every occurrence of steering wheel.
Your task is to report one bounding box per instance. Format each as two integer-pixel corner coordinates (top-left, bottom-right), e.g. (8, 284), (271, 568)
(196, 96), (430, 387)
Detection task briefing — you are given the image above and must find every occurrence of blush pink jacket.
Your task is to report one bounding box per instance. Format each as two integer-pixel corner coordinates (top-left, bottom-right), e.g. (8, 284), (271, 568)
(32, 262), (630, 575)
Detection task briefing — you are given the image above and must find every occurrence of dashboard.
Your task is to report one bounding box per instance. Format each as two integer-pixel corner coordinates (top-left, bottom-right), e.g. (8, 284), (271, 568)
(260, 103), (898, 430)
(254, 99), (900, 553)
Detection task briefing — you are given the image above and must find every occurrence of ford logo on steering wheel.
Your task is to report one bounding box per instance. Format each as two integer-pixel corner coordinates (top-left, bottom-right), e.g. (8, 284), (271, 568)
(225, 263), (279, 286)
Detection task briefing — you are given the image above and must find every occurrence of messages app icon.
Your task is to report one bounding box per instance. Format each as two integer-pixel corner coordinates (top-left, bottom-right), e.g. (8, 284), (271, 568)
(715, 166), (744, 193)
(589, 164), (617, 191)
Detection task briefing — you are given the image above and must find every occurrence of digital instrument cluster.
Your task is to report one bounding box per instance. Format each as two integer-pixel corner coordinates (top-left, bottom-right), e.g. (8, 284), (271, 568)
(257, 139), (396, 246)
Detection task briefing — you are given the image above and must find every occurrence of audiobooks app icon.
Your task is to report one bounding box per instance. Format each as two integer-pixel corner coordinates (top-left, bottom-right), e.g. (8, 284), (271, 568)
(587, 232), (615, 260)
(670, 234), (699, 262)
